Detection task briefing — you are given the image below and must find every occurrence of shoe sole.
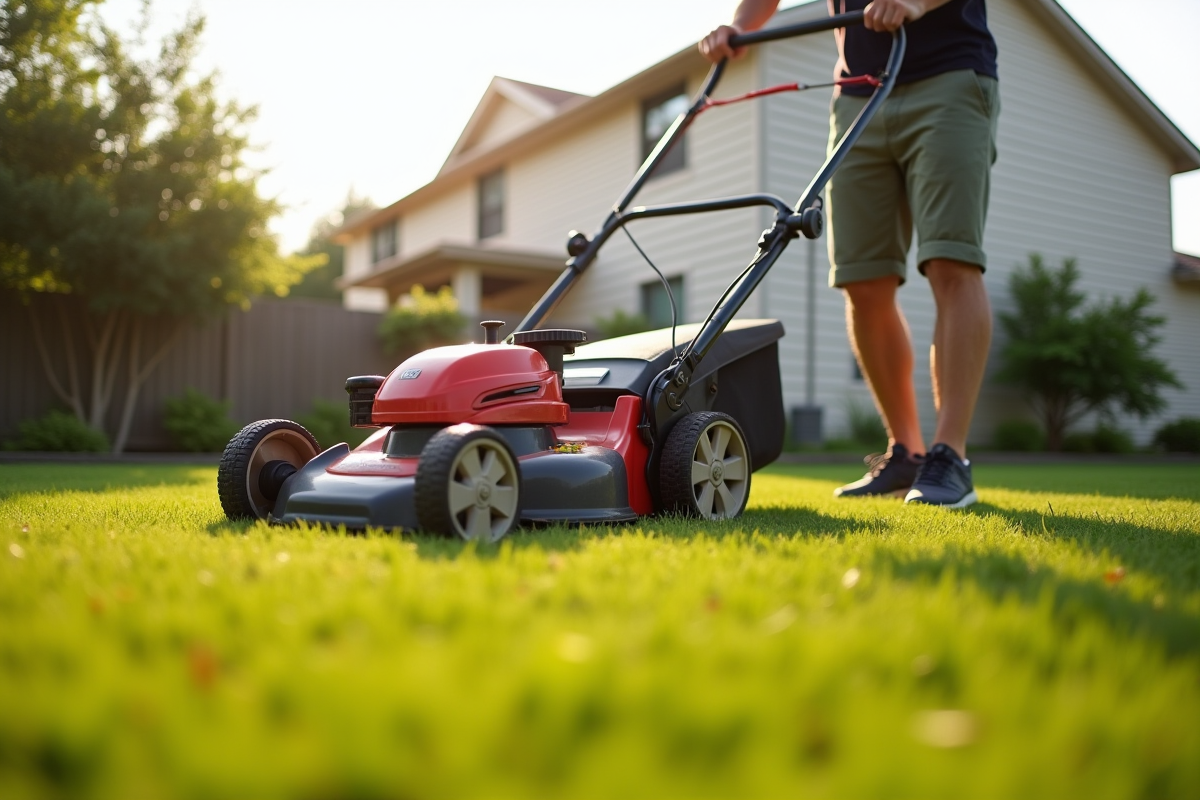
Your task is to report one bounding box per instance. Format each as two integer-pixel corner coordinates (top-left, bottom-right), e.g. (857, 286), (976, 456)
(905, 490), (978, 509)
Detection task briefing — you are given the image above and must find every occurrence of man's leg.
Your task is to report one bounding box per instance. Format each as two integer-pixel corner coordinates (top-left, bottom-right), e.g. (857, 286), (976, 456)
(842, 275), (925, 455)
(925, 259), (991, 458)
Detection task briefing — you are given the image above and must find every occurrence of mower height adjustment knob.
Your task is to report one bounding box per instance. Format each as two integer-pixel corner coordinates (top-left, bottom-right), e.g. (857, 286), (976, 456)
(480, 320), (506, 344)
(511, 329), (587, 383)
(566, 230), (590, 257)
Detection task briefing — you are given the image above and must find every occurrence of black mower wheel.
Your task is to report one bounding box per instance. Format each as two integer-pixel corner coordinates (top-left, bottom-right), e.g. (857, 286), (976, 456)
(660, 411), (751, 520)
(218, 419), (320, 521)
(415, 423), (521, 542)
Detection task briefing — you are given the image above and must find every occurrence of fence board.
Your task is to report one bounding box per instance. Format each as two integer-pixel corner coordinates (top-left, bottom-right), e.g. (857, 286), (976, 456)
(0, 293), (395, 451)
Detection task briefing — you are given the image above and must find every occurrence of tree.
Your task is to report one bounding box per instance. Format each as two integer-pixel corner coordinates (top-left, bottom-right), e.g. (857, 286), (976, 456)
(288, 192), (375, 301)
(996, 255), (1182, 450)
(0, 0), (319, 451)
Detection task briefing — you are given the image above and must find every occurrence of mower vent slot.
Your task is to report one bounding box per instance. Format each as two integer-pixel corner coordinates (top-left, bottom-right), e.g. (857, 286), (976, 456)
(481, 385), (541, 405)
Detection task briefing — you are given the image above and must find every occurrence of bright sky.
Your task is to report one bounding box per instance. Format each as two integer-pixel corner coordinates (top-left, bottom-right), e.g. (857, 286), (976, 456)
(99, 0), (1200, 256)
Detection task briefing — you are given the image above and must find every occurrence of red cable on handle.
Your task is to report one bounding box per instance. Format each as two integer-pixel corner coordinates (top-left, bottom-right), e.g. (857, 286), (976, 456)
(699, 74), (882, 113)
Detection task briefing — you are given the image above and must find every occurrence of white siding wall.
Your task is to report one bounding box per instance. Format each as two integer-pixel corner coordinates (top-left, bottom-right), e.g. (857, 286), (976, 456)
(398, 189), (475, 256)
(469, 101), (541, 155)
(547, 58), (764, 330)
(342, 236), (387, 312)
(760, 23), (860, 438)
(761, 0), (1199, 445)
(980, 0), (1197, 443)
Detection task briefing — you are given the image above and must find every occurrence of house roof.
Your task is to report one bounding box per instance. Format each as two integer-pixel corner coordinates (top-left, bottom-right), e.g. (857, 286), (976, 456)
(1174, 251), (1200, 286)
(339, 242), (566, 303)
(333, 0), (1200, 243)
(440, 77), (589, 173)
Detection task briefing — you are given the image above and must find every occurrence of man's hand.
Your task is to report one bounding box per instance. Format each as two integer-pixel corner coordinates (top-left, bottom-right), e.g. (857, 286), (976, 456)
(699, 24), (746, 63)
(863, 0), (943, 32)
(699, 0), (780, 63)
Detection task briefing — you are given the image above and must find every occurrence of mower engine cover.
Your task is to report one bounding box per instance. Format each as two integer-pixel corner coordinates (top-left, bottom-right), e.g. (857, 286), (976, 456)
(372, 343), (569, 426)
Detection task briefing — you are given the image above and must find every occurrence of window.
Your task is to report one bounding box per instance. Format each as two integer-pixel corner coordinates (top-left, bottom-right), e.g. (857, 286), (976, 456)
(641, 84), (689, 177)
(640, 275), (684, 328)
(477, 168), (505, 239)
(371, 220), (397, 263)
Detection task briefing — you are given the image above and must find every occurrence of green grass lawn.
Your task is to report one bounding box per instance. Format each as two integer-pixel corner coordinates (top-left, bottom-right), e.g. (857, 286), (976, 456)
(1, 462), (1198, 799)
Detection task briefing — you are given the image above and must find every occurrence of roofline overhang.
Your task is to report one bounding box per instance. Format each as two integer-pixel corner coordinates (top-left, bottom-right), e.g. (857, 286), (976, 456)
(338, 242), (568, 291)
(1026, 0), (1200, 174)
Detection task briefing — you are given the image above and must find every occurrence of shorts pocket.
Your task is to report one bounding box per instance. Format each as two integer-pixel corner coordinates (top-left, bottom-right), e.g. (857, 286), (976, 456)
(971, 72), (999, 119)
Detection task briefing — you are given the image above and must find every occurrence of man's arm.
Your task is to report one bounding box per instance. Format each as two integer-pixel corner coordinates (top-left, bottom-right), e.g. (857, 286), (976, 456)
(699, 0), (780, 63)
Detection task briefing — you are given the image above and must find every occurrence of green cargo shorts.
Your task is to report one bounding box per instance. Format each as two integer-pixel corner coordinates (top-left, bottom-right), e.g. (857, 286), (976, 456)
(825, 68), (1000, 287)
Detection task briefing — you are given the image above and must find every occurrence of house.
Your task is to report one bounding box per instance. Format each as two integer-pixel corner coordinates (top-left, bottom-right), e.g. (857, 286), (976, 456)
(333, 0), (1200, 446)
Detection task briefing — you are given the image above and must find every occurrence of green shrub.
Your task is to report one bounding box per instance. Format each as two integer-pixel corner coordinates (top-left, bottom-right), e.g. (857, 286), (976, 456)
(1062, 423), (1135, 455)
(1153, 417), (1200, 453)
(297, 399), (371, 450)
(1061, 431), (1096, 454)
(1091, 423), (1135, 454)
(163, 389), (238, 452)
(594, 309), (651, 340)
(993, 419), (1045, 452)
(846, 397), (886, 448)
(378, 285), (466, 357)
(6, 410), (109, 452)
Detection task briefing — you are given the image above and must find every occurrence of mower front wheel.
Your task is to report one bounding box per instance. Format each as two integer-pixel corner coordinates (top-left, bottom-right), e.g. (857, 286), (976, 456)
(218, 419), (321, 521)
(415, 424), (522, 542)
(660, 411), (751, 520)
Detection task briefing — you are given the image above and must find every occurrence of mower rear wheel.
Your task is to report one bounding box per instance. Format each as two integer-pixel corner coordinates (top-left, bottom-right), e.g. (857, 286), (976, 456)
(660, 411), (751, 520)
(415, 424), (522, 542)
(218, 419), (320, 521)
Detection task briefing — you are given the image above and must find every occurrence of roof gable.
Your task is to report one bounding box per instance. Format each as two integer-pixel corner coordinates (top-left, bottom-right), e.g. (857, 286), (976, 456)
(440, 77), (588, 174)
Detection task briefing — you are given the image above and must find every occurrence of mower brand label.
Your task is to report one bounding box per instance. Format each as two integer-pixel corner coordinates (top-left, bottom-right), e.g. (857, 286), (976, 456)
(399, 369), (422, 380)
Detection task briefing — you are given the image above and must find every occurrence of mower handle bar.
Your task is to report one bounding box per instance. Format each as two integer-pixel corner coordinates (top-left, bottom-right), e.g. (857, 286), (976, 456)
(515, 10), (890, 336)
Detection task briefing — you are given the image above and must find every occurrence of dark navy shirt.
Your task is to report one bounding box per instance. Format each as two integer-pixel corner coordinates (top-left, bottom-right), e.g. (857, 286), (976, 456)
(829, 0), (998, 96)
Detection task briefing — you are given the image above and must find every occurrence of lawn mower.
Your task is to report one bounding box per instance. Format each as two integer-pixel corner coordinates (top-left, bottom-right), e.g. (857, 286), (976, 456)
(217, 11), (904, 540)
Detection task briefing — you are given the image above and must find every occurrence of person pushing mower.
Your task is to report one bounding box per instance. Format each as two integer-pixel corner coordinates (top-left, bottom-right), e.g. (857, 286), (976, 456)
(702, 0), (1000, 508)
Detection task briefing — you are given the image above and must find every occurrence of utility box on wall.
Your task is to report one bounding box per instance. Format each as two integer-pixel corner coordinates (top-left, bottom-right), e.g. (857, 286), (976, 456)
(791, 405), (823, 447)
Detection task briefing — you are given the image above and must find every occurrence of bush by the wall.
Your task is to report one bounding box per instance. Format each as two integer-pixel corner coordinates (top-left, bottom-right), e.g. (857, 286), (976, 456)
(298, 399), (371, 450)
(594, 309), (651, 340)
(1091, 423), (1136, 454)
(1062, 423), (1136, 455)
(993, 419), (1045, 452)
(1153, 418), (1200, 453)
(5, 410), (109, 452)
(163, 389), (238, 452)
(378, 285), (466, 358)
(846, 397), (887, 449)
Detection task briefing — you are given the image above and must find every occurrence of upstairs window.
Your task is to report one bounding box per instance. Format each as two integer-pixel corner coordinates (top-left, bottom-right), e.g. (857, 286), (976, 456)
(640, 275), (685, 328)
(641, 84), (689, 177)
(477, 168), (505, 239)
(371, 219), (398, 263)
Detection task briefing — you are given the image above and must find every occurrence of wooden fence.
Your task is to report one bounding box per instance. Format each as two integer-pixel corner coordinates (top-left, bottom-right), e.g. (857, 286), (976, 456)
(1, 293), (397, 451)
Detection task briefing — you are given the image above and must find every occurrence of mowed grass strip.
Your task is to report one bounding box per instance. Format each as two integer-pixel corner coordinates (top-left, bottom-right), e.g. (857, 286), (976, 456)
(1, 463), (1198, 799)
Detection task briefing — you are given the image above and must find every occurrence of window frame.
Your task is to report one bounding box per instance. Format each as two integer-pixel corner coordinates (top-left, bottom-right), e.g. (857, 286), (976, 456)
(640, 83), (689, 178)
(640, 275), (685, 329)
(370, 219), (398, 264)
(477, 168), (506, 240)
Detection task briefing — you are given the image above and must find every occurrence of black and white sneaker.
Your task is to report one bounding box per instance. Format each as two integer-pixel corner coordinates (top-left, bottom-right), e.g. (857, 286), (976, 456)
(833, 443), (924, 498)
(904, 443), (978, 508)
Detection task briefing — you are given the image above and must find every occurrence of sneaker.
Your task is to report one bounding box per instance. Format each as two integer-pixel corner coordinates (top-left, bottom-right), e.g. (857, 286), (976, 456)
(904, 443), (978, 508)
(833, 443), (924, 498)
